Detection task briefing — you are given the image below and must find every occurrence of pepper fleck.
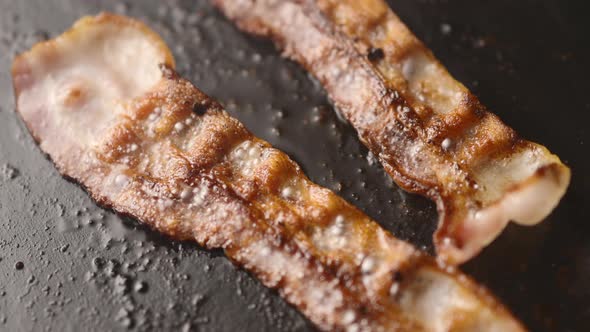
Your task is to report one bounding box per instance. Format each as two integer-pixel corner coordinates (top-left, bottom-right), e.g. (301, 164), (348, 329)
(193, 102), (208, 116)
(367, 47), (385, 62)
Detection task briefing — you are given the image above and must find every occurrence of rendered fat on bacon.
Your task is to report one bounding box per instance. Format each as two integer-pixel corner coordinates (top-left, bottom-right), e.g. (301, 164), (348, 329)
(213, 0), (571, 264)
(12, 13), (524, 332)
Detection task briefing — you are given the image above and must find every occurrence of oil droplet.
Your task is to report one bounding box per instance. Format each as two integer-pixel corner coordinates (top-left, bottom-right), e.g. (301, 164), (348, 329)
(92, 257), (105, 271)
(389, 282), (400, 296)
(174, 121), (185, 132)
(440, 23), (452, 35)
(281, 186), (294, 199)
(441, 138), (453, 151)
(342, 310), (356, 324)
(1, 164), (19, 180)
(134, 281), (148, 293)
(114, 174), (129, 187)
(361, 256), (376, 274)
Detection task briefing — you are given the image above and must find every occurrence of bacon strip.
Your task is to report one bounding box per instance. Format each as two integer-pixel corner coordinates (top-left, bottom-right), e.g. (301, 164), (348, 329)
(11, 13), (525, 331)
(213, 0), (571, 264)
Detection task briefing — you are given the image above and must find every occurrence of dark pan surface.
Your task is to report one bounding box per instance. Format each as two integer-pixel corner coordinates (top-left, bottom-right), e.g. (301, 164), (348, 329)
(0, 0), (587, 331)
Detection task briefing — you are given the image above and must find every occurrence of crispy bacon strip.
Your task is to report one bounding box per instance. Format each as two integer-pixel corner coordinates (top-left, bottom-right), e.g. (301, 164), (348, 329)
(12, 13), (525, 331)
(214, 0), (571, 264)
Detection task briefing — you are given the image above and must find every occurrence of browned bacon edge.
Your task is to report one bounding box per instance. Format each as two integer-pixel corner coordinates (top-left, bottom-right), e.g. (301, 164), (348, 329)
(213, 0), (571, 264)
(12, 13), (525, 331)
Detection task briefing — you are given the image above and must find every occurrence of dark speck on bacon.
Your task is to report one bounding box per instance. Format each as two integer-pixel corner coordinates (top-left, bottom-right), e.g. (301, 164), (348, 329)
(367, 47), (385, 62)
(193, 101), (209, 115)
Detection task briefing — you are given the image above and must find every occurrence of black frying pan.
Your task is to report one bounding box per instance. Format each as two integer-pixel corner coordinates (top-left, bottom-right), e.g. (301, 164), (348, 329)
(0, 0), (587, 331)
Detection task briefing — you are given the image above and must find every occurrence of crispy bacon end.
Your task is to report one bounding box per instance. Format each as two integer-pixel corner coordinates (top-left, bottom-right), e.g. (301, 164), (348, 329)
(213, 0), (571, 264)
(12, 13), (525, 331)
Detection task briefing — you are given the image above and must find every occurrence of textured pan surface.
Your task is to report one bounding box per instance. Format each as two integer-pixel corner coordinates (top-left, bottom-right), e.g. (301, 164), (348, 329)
(0, 0), (587, 331)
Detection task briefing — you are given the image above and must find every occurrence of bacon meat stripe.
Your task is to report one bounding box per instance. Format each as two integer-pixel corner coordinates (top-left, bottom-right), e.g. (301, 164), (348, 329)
(214, 0), (571, 264)
(12, 13), (524, 332)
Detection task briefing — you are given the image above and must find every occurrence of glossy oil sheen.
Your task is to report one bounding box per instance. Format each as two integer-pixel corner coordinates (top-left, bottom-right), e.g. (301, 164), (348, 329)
(0, 0), (587, 331)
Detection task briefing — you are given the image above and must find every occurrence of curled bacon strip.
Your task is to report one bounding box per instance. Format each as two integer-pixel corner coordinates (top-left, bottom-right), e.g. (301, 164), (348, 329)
(214, 0), (571, 264)
(12, 13), (525, 331)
